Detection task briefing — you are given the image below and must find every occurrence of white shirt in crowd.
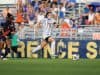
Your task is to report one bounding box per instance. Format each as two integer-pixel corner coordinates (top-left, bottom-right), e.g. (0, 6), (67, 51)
(52, 8), (58, 16)
(37, 14), (44, 23)
(88, 13), (95, 22)
(61, 7), (66, 14)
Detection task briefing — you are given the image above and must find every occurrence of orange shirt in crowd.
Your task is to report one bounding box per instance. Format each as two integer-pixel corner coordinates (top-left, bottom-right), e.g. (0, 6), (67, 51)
(61, 22), (71, 29)
(53, 0), (57, 2)
(61, 22), (71, 36)
(16, 12), (24, 23)
(94, 13), (100, 24)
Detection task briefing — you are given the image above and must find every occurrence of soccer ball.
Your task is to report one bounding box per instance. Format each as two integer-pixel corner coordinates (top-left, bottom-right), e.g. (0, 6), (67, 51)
(72, 54), (79, 60)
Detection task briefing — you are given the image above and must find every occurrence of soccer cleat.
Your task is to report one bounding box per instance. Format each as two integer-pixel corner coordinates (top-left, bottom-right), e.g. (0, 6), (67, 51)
(2, 58), (8, 60)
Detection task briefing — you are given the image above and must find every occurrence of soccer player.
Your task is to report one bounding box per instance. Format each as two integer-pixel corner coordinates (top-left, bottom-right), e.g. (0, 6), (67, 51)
(0, 28), (5, 58)
(11, 31), (20, 58)
(1, 7), (15, 60)
(32, 12), (56, 57)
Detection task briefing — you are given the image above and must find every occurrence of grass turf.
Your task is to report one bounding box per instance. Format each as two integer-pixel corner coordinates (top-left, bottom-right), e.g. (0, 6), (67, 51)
(0, 59), (100, 75)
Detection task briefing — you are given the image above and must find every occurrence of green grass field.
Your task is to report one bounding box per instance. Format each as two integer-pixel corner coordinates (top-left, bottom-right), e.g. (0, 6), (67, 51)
(0, 59), (100, 75)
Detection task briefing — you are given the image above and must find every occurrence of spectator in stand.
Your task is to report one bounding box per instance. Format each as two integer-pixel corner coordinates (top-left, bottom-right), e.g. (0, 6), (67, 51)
(88, 9), (95, 25)
(27, 0), (32, 4)
(31, 0), (41, 11)
(1, 7), (10, 27)
(81, 5), (90, 25)
(94, 10), (100, 25)
(62, 16), (73, 28)
(27, 4), (36, 28)
(45, 2), (51, 12)
(17, 0), (23, 12)
(16, 10), (24, 24)
(82, 5), (95, 25)
(39, 1), (47, 12)
(66, 0), (76, 8)
(61, 0), (67, 7)
(23, 3), (28, 23)
(2, 7), (12, 22)
(36, 11), (45, 23)
(16, 10), (24, 29)
(51, 3), (58, 19)
(50, 0), (57, 4)
(59, 3), (66, 24)
(96, 6), (100, 12)
(60, 16), (73, 36)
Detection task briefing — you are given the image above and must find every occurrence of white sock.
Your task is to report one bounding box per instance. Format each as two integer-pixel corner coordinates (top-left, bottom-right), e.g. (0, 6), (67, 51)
(32, 45), (42, 53)
(51, 41), (55, 55)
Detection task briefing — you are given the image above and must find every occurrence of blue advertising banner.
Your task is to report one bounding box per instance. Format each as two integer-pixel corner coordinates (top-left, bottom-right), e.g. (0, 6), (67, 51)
(17, 39), (100, 59)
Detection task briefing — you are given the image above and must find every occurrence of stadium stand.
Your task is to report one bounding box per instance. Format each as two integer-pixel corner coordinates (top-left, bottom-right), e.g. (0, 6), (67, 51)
(0, 0), (100, 40)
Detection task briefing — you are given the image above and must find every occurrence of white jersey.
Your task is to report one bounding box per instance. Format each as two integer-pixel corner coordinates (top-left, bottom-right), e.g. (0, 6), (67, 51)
(41, 18), (55, 39)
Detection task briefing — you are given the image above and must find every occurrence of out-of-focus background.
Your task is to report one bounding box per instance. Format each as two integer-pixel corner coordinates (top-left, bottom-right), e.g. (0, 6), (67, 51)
(0, 0), (100, 75)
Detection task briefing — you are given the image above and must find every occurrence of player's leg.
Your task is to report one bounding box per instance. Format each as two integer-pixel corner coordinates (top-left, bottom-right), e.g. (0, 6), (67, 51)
(11, 46), (20, 58)
(0, 40), (4, 57)
(3, 38), (11, 58)
(48, 37), (56, 56)
(32, 40), (47, 53)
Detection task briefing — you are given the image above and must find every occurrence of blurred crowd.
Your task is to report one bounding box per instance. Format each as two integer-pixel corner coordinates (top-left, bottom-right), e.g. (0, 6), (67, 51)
(82, 5), (100, 25)
(16, 0), (100, 27)
(0, 0), (77, 29)
(0, 0), (100, 29)
(0, 0), (99, 39)
(0, 0), (99, 35)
